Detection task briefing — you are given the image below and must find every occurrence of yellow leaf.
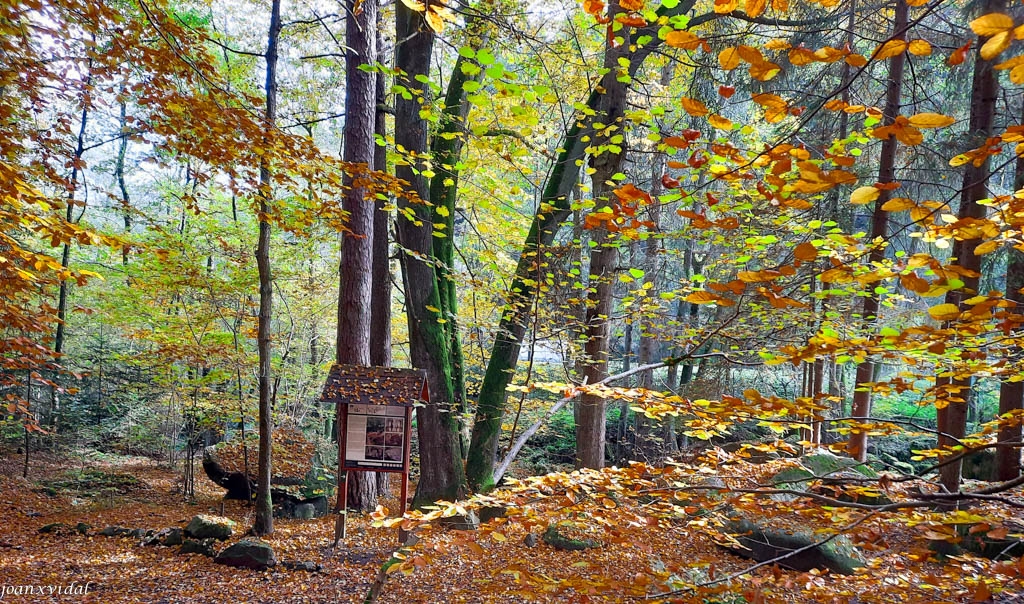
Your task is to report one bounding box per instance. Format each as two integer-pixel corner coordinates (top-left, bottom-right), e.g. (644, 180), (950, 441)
(982, 30), (1012, 60)
(908, 112), (955, 128)
(680, 97), (709, 116)
(719, 47), (741, 70)
(708, 114), (733, 130)
(970, 13), (1015, 36)
(424, 8), (445, 32)
(874, 39), (907, 60)
(665, 30), (702, 50)
(908, 39), (932, 56)
(880, 197), (915, 212)
(974, 240), (1000, 255)
(425, 304), (441, 313)
(684, 291), (721, 304)
(400, 0), (426, 9)
(714, 0), (739, 13)
(850, 186), (880, 205)
(745, 0), (767, 18)
(928, 303), (961, 321)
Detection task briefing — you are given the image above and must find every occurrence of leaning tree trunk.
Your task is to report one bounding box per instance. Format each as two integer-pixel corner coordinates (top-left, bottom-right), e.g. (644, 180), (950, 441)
(394, 3), (466, 507)
(335, 0), (379, 513)
(253, 0), (282, 537)
(937, 0), (1002, 496)
(466, 0), (708, 489)
(849, 0), (907, 463)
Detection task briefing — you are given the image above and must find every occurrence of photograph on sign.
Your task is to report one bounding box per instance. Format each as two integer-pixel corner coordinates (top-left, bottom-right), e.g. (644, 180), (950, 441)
(346, 405), (406, 469)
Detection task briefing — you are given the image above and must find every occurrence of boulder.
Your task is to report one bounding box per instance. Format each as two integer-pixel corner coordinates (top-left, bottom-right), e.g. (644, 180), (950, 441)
(542, 523), (602, 551)
(184, 515), (235, 541)
(294, 504), (316, 520)
(720, 517), (864, 575)
(767, 452), (882, 503)
(75, 522), (91, 535)
(99, 526), (134, 537)
(215, 540), (277, 570)
(180, 538), (217, 557)
(274, 492), (329, 519)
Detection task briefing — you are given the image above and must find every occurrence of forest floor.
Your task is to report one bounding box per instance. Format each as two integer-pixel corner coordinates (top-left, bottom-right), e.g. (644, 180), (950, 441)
(1, 449), (1023, 603)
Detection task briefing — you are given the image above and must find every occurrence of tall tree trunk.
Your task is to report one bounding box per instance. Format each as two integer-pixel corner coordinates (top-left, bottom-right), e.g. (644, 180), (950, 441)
(51, 54), (93, 431)
(253, 0), (282, 537)
(849, 0), (907, 463)
(576, 3), (630, 470)
(371, 25), (392, 499)
(937, 0), (1002, 494)
(996, 102), (1024, 481)
(336, 0), (379, 513)
(394, 4), (467, 507)
(116, 94), (132, 265)
(370, 31), (391, 371)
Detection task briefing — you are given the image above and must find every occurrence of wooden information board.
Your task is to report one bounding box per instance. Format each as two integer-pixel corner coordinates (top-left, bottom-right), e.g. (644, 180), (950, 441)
(320, 364), (426, 544)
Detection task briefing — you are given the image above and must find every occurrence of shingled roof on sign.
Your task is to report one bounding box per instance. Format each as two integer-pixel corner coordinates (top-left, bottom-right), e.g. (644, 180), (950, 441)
(319, 364), (428, 406)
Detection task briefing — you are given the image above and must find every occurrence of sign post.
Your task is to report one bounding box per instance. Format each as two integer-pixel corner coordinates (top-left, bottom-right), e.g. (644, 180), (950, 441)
(320, 365), (426, 545)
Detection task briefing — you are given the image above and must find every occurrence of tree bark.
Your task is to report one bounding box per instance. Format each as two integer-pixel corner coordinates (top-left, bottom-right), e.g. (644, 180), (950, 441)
(371, 25), (392, 499)
(849, 0), (907, 463)
(937, 0), (1002, 495)
(253, 0), (281, 537)
(394, 3), (467, 507)
(336, 0), (379, 513)
(576, 3), (630, 470)
(997, 102), (1024, 481)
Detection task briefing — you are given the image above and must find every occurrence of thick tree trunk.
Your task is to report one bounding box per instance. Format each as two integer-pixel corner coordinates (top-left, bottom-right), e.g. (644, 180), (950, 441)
(394, 4), (466, 507)
(937, 0), (1002, 494)
(336, 0), (379, 513)
(576, 5), (630, 470)
(849, 0), (907, 463)
(253, 0), (282, 537)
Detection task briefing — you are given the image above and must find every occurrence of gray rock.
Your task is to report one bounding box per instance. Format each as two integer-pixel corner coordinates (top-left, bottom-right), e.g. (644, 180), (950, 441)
(163, 527), (183, 546)
(38, 523), (69, 534)
(179, 538), (217, 557)
(75, 522), (91, 535)
(720, 517), (864, 575)
(184, 515), (236, 541)
(438, 510), (480, 531)
(293, 504), (316, 520)
(283, 560), (321, 572)
(99, 526), (133, 537)
(523, 533), (538, 548)
(214, 540), (277, 570)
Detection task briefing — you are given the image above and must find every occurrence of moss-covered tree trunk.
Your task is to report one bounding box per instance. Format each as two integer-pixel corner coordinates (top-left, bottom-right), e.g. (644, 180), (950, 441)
(465, 0), (704, 488)
(394, 4), (466, 507)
